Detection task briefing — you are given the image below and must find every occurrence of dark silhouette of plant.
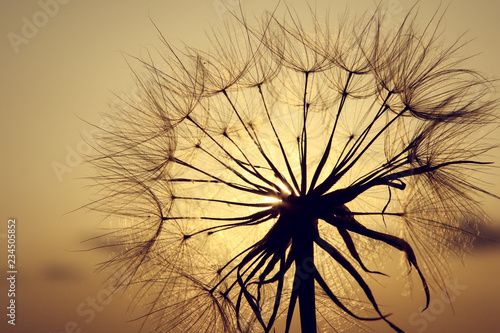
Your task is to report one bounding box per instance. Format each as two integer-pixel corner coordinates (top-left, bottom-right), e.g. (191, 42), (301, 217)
(88, 4), (498, 333)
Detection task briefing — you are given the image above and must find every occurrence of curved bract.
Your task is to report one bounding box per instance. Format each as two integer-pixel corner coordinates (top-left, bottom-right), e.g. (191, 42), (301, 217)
(89, 5), (498, 333)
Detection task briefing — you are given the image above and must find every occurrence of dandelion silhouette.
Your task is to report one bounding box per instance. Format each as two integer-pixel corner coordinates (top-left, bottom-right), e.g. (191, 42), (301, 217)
(89, 4), (498, 333)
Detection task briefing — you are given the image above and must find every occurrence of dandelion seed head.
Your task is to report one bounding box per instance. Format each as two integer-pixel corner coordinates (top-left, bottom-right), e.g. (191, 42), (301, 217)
(89, 4), (498, 332)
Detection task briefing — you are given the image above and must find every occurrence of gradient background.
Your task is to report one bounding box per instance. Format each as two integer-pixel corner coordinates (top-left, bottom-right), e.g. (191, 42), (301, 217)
(1, 0), (499, 332)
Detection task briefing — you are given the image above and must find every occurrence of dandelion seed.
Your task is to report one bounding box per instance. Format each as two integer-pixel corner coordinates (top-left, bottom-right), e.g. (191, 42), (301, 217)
(89, 4), (498, 333)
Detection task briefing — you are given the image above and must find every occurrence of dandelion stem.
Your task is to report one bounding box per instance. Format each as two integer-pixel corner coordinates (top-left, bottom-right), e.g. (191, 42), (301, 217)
(312, 94), (395, 196)
(283, 207), (318, 333)
(258, 84), (300, 194)
(300, 71), (310, 195)
(223, 88), (297, 195)
(172, 157), (274, 196)
(174, 196), (277, 207)
(309, 71), (353, 193)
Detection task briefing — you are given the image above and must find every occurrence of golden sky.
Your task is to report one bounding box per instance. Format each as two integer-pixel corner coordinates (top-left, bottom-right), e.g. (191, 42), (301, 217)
(1, 0), (500, 332)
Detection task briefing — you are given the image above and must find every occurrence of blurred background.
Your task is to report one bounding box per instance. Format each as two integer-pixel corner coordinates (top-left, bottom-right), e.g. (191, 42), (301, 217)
(1, 0), (499, 332)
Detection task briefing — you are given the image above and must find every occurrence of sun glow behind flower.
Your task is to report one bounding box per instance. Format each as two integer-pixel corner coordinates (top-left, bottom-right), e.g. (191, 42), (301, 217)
(89, 4), (498, 333)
